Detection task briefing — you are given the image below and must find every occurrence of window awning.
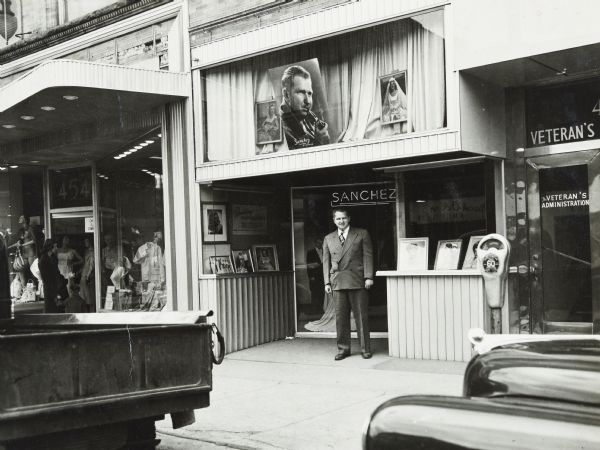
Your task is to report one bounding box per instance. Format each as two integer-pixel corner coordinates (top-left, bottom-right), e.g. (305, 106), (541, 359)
(0, 59), (190, 164)
(373, 156), (489, 173)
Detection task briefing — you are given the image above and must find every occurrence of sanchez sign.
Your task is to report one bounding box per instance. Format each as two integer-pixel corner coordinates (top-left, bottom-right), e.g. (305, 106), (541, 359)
(526, 78), (600, 147)
(330, 186), (396, 206)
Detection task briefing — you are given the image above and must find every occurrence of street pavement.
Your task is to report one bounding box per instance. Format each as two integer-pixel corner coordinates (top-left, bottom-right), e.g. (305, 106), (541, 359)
(156, 337), (467, 450)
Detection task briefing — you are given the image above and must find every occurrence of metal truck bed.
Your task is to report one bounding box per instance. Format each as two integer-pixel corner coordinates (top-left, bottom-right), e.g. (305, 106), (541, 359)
(0, 312), (217, 449)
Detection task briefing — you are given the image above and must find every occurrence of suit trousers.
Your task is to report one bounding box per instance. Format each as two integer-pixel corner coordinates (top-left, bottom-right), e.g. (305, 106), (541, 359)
(334, 288), (370, 353)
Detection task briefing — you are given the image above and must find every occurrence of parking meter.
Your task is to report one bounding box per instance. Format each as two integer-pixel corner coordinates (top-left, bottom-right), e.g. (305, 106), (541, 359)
(476, 234), (510, 334)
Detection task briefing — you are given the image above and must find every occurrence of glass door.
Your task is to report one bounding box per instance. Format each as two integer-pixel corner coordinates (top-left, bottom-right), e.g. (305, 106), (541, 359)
(50, 210), (95, 310)
(526, 150), (600, 333)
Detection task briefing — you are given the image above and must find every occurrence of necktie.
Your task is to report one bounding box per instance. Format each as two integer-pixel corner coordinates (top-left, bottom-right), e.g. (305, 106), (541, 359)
(339, 233), (345, 245)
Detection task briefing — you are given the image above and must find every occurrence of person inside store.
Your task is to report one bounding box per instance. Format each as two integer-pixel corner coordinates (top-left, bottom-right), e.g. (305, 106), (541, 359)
(80, 237), (96, 312)
(323, 207), (374, 360)
(101, 233), (132, 304)
(63, 283), (87, 313)
(280, 65), (330, 149)
(57, 235), (83, 285)
(38, 239), (68, 313)
(14, 215), (38, 289)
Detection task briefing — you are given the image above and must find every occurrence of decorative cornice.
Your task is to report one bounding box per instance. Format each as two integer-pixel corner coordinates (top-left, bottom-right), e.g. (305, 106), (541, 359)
(0, 0), (172, 65)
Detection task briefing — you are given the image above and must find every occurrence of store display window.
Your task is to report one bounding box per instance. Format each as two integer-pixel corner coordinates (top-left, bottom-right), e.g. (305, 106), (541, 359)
(202, 9), (446, 160)
(96, 128), (166, 311)
(200, 188), (291, 276)
(403, 162), (495, 270)
(0, 166), (45, 312)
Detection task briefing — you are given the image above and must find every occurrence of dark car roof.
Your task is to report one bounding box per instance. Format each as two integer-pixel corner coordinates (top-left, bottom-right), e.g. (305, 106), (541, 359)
(464, 338), (600, 406)
(364, 395), (600, 450)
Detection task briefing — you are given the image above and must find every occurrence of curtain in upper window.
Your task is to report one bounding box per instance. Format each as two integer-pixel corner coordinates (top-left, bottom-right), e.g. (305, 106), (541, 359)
(204, 10), (445, 161)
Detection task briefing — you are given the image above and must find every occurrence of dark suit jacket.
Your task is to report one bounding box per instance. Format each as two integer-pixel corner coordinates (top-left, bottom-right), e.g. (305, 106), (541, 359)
(38, 253), (63, 313)
(323, 227), (373, 291)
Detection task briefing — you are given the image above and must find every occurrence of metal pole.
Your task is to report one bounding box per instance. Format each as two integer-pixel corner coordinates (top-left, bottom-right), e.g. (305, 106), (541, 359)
(491, 308), (502, 334)
(3, 0), (8, 46)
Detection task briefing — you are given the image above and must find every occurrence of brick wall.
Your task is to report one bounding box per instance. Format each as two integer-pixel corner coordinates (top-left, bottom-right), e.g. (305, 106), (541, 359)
(189, 0), (352, 46)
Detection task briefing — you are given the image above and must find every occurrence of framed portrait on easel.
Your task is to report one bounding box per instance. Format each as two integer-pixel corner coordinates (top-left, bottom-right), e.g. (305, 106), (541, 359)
(462, 236), (485, 270)
(252, 244), (279, 272)
(434, 239), (462, 270)
(397, 237), (428, 270)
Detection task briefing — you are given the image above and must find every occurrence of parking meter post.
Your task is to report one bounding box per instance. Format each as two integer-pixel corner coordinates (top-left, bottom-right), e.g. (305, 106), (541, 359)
(476, 234), (510, 334)
(491, 308), (502, 334)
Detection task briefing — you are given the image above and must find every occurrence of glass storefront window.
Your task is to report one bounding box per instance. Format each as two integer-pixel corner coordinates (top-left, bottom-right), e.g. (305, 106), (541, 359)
(203, 9), (446, 161)
(96, 128), (166, 311)
(292, 183), (396, 333)
(403, 162), (493, 269)
(0, 166), (45, 313)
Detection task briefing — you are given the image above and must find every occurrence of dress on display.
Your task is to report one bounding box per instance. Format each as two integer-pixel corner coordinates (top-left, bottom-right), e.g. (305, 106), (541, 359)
(80, 249), (95, 306)
(304, 293), (357, 332)
(57, 249), (77, 280)
(133, 242), (165, 284)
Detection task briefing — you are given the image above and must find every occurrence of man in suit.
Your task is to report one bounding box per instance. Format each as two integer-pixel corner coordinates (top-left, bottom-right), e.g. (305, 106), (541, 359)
(323, 207), (374, 360)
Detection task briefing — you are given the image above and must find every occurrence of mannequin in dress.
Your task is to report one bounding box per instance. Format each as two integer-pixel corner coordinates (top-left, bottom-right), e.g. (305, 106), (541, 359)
(133, 230), (165, 287)
(79, 237), (96, 311)
(56, 235), (83, 283)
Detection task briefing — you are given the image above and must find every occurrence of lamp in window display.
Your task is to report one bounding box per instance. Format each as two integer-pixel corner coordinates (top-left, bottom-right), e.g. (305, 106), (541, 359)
(379, 71), (407, 125)
(255, 100), (282, 145)
(268, 58), (330, 150)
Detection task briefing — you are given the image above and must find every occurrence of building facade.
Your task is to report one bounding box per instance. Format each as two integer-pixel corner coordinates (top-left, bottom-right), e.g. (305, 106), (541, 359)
(0, 0), (199, 313)
(1, 0), (598, 362)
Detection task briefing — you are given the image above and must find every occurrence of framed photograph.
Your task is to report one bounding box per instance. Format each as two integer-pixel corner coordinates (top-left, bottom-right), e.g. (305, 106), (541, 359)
(202, 203), (228, 243)
(434, 239), (463, 270)
(255, 100), (283, 145)
(209, 255), (234, 274)
(231, 249), (254, 273)
(397, 238), (428, 270)
(267, 58), (331, 150)
(379, 71), (407, 125)
(232, 204), (268, 235)
(252, 244), (279, 272)
(462, 236), (485, 270)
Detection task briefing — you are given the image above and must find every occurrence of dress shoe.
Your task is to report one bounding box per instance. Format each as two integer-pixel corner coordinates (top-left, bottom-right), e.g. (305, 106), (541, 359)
(334, 351), (350, 361)
(361, 352), (372, 359)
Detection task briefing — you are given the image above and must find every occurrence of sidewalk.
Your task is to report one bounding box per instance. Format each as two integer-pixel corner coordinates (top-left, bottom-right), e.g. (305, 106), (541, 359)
(156, 338), (467, 450)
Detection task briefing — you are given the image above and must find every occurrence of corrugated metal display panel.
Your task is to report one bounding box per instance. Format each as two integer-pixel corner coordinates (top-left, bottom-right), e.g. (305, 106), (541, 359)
(205, 273), (294, 354)
(198, 277), (219, 312)
(196, 129), (459, 182)
(0, 59), (189, 112)
(192, 0), (448, 68)
(386, 274), (484, 362)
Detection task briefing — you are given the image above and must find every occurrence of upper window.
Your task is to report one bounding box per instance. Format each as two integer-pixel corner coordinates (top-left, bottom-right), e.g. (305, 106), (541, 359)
(202, 10), (446, 161)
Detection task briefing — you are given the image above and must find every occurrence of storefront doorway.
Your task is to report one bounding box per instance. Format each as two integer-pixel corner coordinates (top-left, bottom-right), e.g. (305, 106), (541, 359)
(526, 150), (600, 333)
(292, 183), (396, 335)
